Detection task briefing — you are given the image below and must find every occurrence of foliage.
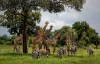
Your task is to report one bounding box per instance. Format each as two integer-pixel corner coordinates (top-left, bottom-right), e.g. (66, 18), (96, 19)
(0, 34), (11, 45)
(0, 0), (86, 12)
(0, 12), (41, 35)
(72, 21), (100, 47)
(52, 21), (100, 47)
(53, 26), (71, 46)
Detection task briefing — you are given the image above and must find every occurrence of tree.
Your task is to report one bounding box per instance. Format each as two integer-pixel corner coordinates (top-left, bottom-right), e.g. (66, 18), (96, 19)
(53, 26), (72, 46)
(0, 34), (11, 45)
(90, 33), (100, 48)
(0, 12), (41, 35)
(0, 0), (86, 53)
(72, 21), (89, 41)
(72, 21), (100, 47)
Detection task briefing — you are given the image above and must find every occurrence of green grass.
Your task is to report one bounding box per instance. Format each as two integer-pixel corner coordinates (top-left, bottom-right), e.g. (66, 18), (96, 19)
(0, 45), (100, 64)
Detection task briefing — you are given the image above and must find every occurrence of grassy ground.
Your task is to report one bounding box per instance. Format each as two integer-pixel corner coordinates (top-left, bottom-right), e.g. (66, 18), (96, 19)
(0, 45), (100, 64)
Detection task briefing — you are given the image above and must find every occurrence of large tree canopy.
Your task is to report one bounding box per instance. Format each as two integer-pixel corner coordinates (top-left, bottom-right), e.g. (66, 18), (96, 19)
(0, 12), (41, 35)
(72, 21), (100, 48)
(0, 0), (86, 53)
(0, 0), (86, 12)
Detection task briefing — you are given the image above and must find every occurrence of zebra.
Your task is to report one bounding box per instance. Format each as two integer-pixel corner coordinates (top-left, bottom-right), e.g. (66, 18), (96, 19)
(87, 48), (94, 56)
(59, 47), (67, 55)
(57, 49), (63, 58)
(16, 47), (21, 53)
(31, 50), (41, 59)
(39, 49), (49, 58)
(70, 46), (77, 55)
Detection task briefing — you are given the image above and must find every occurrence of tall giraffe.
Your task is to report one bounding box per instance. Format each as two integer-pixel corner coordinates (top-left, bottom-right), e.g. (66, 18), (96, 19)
(32, 21), (49, 50)
(45, 31), (61, 54)
(43, 25), (53, 49)
(66, 32), (71, 56)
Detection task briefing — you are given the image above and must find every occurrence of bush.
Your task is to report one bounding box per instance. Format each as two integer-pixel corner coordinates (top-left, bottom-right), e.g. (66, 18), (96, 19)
(0, 39), (11, 45)
(4, 41), (11, 45)
(78, 40), (87, 48)
(89, 44), (96, 48)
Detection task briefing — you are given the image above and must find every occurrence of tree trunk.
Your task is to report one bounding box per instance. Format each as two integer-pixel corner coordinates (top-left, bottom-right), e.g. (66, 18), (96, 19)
(22, 18), (28, 53)
(22, 3), (28, 53)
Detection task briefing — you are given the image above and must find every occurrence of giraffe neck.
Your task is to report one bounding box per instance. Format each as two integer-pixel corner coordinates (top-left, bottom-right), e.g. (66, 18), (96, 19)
(43, 26), (53, 40)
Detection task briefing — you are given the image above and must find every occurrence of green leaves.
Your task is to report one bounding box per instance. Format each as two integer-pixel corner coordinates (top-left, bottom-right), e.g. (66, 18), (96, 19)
(0, 0), (86, 35)
(0, 0), (86, 12)
(72, 21), (100, 47)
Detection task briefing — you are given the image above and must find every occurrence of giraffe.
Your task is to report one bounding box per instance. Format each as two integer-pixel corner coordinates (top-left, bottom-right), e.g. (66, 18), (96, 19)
(44, 31), (61, 54)
(42, 25), (53, 49)
(32, 21), (49, 51)
(66, 32), (71, 56)
(13, 34), (23, 52)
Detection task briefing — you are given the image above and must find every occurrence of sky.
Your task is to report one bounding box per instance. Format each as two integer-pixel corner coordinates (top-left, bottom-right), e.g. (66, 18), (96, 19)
(0, 0), (100, 36)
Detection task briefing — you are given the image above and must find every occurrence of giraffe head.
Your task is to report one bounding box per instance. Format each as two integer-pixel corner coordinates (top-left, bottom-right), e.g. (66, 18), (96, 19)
(45, 21), (49, 25)
(50, 25), (53, 28)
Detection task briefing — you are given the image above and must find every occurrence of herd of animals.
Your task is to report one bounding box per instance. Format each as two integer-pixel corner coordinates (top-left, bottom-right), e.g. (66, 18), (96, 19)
(15, 45), (94, 59)
(31, 47), (94, 59)
(13, 21), (94, 59)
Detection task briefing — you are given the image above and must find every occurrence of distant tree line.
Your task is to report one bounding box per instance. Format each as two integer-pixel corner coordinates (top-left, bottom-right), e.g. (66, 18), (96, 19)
(0, 34), (11, 45)
(52, 21), (100, 48)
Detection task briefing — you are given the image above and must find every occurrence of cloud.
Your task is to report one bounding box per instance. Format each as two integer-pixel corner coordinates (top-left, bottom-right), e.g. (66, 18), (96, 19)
(77, 0), (100, 35)
(0, 27), (11, 36)
(37, 12), (67, 31)
(0, 11), (4, 15)
(38, 0), (100, 35)
(38, 10), (80, 30)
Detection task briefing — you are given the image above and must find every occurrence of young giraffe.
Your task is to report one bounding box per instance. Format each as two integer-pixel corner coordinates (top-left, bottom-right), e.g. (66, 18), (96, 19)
(66, 32), (71, 56)
(32, 21), (49, 51)
(13, 34), (23, 52)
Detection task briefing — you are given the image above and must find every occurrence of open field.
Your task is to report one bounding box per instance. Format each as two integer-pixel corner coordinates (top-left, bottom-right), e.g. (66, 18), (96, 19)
(0, 45), (100, 64)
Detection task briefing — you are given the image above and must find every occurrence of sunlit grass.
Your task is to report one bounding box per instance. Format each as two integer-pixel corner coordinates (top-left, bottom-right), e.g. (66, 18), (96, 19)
(0, 45), (100, 64)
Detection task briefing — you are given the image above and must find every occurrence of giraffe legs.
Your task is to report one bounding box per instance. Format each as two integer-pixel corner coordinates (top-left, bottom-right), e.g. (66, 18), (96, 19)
(38, 42), (42, 50)
(13, 39), (18, 52)
(67, 50), (70, 56)
(67, 46), (70, 56)
(32, 37), (36, 51)
(13, 44), (17, 52)
(45, 43), (50, 55)
(43, 41), (46, 49)
(53, 43), (56, 55)
(32, 43), (36, 51)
